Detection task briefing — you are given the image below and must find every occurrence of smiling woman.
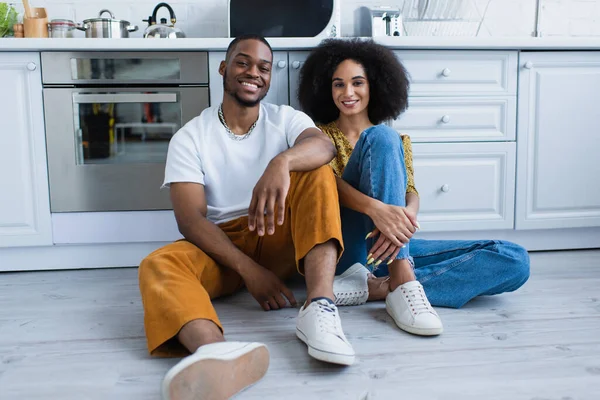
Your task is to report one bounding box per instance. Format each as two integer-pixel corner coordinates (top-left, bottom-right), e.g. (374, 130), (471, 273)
(297, 38), (530, 338)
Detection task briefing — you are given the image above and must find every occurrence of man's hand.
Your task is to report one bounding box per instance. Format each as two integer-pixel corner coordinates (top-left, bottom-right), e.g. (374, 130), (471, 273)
(241, 262), (297, 311)
(248, 156), (290, 236)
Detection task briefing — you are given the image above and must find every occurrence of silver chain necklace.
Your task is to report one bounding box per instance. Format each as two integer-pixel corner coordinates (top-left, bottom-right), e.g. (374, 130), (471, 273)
(218, 103), (259, 141)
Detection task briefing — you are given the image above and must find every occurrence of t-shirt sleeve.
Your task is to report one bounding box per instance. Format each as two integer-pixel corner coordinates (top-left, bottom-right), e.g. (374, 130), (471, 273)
(285, 109), (317, 147)
(162, 126), (204, 188)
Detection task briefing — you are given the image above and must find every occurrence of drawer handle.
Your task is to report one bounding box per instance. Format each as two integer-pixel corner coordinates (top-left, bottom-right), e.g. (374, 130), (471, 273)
(441, 184), (450, 193)
(441, 115), (451, 124)
(277, 60), (287, 69)
(441, 68), (451, 77)
(292, 61), (302, 69)
(27, 62), (37, 71)
(524, 61), (533, 69)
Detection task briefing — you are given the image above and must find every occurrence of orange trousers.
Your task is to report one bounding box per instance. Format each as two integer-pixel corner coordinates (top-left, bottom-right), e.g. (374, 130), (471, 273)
(138, 166), (343, 357)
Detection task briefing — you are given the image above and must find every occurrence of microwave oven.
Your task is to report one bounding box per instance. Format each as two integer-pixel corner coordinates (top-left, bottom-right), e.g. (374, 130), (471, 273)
(228, 0), (341, 38)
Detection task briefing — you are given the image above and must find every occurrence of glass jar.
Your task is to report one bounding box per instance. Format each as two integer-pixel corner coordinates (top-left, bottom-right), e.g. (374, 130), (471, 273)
(48, 19), (75, 38)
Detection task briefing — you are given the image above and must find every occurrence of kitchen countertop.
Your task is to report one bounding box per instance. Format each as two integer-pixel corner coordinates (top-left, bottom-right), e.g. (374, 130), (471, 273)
(1, 36), (600, 51)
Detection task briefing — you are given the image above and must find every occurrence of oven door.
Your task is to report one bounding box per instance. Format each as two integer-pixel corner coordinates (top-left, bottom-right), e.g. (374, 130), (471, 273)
(44, 87), (208, 212)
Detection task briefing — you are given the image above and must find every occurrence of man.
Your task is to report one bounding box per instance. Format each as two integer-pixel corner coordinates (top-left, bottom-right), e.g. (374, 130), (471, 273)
(138, 34), (355, 400)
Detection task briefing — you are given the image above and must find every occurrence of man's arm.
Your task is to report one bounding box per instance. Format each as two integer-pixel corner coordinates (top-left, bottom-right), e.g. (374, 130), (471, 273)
(170, 182), (254, 275)
(248, 127), (336, 235)
(273, 127), (337, 172)
(170, 182), (296, 310)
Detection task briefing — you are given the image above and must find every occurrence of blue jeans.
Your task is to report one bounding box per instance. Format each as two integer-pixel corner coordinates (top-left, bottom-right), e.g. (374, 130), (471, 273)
(337, 124), (530, 309)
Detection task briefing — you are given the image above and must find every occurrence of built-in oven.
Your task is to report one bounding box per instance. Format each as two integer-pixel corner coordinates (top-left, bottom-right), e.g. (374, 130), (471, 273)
(41, 52), (209, 213)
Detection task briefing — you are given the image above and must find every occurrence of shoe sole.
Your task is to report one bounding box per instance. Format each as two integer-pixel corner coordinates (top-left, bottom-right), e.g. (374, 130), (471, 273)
(163, 343), (270, 400)
(386, 304), (443, 336)
(295, 328), (355, 366)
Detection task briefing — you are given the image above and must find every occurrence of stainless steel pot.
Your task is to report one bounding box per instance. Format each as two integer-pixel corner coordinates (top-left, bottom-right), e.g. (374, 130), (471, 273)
(77, 10), (138, 38)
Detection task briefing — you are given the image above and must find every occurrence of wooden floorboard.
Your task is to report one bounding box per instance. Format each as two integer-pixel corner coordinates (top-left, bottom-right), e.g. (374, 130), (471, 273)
(0, 249), (599, 399)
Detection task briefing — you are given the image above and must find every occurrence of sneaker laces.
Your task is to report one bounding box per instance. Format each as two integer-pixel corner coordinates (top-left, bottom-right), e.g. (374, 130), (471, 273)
(403, 285), (435, 315)
(314, 301), (343, 336)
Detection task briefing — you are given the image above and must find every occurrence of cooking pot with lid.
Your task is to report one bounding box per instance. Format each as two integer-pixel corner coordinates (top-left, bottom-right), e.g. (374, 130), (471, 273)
(77, 9), (138, 38)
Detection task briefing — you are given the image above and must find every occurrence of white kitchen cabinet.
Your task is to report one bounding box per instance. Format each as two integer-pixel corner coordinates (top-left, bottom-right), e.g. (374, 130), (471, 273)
(516, 52), (600, 230)
(393, 96), (516, 142)
(208, 51), (289, 107)
(288, 51), (310, 110)
(413, 142), (516, 232)
(0, 53), (52, 247)
(393, 50), (518, 96)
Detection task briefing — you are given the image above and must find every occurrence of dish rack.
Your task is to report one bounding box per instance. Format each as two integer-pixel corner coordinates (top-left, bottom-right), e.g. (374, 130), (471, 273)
(401, 0), (492, 36)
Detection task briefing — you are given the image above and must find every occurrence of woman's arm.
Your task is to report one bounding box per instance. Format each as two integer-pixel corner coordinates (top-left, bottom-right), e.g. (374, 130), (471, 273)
(335, 175), (378, 214)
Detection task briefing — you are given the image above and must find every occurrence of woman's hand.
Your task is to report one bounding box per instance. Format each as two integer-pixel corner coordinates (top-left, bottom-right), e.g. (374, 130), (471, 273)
(366, 201), (419, 265)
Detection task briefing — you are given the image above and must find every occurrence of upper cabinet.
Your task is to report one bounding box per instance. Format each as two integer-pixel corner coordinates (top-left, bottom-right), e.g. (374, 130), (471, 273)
(0, 53), (52, 247)
(516, 52), (600, 230)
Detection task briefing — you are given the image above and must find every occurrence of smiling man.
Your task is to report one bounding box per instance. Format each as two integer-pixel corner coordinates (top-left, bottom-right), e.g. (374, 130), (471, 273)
(138, 34), (355, 400)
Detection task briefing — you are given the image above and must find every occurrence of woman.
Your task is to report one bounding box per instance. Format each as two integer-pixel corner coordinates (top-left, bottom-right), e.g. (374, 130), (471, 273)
(297, 39), (530, 336)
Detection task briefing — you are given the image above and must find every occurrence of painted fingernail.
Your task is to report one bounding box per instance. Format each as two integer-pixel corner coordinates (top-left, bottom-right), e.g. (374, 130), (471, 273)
(367, 257), (374, 265)
(367, 253), (373, 259)
(416, 222), (421, 230)
(387, 259), (394, 265)
(374, 260), (382, 267)
(365, 232), (372, 239)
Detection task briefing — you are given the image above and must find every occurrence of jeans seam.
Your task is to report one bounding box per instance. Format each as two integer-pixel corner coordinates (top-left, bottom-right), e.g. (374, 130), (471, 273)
(418, 250), (479, 283)
(417, 242), (500, 283)
(412, 241), (498, 259)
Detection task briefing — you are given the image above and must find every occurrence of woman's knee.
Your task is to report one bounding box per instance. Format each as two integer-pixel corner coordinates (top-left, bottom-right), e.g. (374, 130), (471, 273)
(497, 241), (531, 290)
(363, 125), (402, 149)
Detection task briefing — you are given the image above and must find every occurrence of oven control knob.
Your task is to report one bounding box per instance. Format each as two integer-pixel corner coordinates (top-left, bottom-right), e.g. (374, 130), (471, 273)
(27, 62), (37, 71)
(277, 60), (287, 69)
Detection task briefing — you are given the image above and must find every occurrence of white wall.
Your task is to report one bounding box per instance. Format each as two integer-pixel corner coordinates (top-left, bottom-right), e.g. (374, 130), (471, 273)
(39, 0), (600, 38)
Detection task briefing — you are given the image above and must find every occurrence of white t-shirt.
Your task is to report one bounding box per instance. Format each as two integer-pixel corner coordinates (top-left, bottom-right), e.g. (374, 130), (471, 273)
(163, 103), (316, 224)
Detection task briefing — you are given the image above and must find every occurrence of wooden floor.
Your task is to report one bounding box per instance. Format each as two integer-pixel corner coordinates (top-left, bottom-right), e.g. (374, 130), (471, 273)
(0, 250), (599, 400)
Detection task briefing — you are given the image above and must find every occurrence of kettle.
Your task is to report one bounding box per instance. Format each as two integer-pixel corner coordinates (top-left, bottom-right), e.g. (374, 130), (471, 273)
(143, 2), (186, 38)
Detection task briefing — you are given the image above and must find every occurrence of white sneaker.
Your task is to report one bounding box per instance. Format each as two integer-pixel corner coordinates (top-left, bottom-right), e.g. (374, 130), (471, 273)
(385, 281), (443, 336)
(333, 263), (369, 306)
(296, 298), (355, 365)
(162, 341), (269, 400)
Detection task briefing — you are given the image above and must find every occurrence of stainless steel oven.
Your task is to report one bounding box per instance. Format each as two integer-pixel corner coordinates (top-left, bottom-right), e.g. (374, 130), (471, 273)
(42, 52), (209, 212)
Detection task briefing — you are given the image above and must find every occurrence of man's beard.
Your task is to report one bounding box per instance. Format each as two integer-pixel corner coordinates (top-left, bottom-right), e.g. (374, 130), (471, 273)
(223, 70), (267, 107)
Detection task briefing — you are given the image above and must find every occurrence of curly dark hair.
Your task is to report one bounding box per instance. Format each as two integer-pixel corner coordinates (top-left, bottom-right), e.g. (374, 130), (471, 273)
(297, 38), (410, 125)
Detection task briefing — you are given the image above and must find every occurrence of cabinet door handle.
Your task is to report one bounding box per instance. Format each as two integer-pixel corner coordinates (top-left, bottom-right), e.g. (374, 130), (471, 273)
(524, 61), (533, 69)
(277, 60), (287, 69)
(441, 115), (451, 123)
(441, 184), (450, 193)
(27, 62), (37, 71)
(292, 61), (301, 69)
(441, 68), (451, 77)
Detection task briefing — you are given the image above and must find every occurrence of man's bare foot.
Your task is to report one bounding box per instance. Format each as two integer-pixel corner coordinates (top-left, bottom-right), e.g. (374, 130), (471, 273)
(367, 274), (390, 301)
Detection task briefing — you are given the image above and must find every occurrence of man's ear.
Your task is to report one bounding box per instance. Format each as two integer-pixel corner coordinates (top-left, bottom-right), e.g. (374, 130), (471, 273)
(218, 61), (226, 77)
